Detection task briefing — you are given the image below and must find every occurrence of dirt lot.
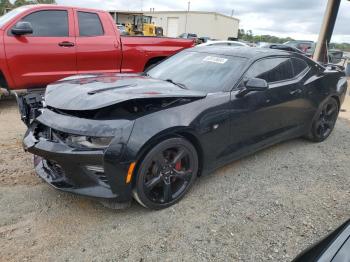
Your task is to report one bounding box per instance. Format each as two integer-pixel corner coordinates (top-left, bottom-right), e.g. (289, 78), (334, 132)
(1, 89), (350, 262)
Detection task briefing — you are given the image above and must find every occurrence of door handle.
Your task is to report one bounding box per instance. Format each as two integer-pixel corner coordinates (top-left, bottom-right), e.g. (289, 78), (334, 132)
(289, 89), (302, 95)
(58, 41), (75, 47)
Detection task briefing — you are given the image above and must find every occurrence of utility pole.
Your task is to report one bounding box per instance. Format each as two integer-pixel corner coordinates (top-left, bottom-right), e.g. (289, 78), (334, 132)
(314, 0), (341, 63)
(185, 1), (190, 33)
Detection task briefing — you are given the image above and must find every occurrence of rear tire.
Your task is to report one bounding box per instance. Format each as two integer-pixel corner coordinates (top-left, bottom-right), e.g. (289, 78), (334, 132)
(306, 97), (339, 142)
(133, 137), (198, 210)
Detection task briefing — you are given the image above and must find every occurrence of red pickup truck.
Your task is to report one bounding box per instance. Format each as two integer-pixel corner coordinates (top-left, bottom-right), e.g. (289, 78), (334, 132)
(0, 5), (194, 91)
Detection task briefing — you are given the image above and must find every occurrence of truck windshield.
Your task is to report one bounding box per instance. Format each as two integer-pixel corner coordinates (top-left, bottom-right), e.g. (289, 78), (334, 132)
(147, 51), (248, 93)
(0, 6), (31, 28)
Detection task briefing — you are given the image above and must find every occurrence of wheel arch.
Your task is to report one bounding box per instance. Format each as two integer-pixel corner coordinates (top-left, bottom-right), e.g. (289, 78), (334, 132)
(130, 127), (204, 186)
(331, 95), (340, 111)
(0, 70), (9, 90)
(144, 56), (167, 71)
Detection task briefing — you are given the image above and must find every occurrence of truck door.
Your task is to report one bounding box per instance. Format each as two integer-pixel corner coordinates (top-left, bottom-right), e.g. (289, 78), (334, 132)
(3, 8), (77, 89)
(74, 10), (122, 74)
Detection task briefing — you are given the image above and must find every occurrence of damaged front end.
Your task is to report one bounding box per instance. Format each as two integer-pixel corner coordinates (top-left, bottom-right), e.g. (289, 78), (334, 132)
(20, 74), (206, 202)
(23, 108), (136, 201)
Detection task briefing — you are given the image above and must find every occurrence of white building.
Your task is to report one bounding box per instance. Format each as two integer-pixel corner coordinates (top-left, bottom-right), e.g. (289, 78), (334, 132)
(143, 11), (239, 40)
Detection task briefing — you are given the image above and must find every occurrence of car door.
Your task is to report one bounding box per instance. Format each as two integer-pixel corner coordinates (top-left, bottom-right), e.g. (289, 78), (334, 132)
(74, 10), (122, 74)
(289, 56), (315, 124)
(4, 8), (76, 89)
(227, 56), (308, 159)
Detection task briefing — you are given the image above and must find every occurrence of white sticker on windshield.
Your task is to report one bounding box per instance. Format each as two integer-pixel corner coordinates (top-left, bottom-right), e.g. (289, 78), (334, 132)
(203, 56), (228, 64)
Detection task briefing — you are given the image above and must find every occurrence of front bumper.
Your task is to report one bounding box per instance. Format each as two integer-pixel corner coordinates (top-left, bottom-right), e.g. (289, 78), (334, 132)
(34, 156), (118, 199)
(23, 109), (135, 202)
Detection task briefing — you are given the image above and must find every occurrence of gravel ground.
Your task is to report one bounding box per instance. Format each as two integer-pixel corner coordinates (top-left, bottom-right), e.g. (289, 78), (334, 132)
(1, 91), (350, 262)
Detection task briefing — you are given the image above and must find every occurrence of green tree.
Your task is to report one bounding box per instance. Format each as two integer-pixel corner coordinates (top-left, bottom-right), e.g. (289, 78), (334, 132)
(0, 0), (13, 15)
(238, 29), (296, 44)
(14, 0), (29, 7)
(36, 0), (56, 3)
(1, 0), (56, 14)
(238, 29), (245, 39)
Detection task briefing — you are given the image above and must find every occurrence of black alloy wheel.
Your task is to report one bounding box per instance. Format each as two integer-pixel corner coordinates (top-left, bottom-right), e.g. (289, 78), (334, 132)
(308, 97), (339, 142)
(133, 137), (198, 209)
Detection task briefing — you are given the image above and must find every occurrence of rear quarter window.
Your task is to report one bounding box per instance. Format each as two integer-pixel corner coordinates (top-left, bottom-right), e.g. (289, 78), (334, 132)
(245, 57), (294, 83)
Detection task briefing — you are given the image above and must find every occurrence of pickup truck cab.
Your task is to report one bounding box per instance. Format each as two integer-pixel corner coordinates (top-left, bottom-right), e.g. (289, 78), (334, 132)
(0, 5), (194, 91)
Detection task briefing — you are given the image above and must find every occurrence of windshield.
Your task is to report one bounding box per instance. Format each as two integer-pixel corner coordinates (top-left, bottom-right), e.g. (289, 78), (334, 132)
(0, 6), (31, 28)
(147, 51), (248, 92)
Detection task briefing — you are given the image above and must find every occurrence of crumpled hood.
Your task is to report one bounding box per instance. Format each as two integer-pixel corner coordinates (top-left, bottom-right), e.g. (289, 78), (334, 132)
(45, 73), (207, 111)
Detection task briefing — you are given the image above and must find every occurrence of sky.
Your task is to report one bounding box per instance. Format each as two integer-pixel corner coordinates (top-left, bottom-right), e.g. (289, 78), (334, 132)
(55, 0), (350, 43)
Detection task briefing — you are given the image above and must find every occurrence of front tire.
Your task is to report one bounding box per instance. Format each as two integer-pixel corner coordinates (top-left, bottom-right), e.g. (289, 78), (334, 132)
(307, 97), (339, 142)
(133, 137), (199, 209)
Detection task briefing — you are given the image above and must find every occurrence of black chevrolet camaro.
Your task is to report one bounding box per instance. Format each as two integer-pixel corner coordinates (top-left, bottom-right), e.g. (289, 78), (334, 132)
(20, 47), (347, 209)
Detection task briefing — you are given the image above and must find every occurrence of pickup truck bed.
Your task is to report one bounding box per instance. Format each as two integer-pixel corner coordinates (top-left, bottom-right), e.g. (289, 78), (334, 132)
(0, 5), (194, 91)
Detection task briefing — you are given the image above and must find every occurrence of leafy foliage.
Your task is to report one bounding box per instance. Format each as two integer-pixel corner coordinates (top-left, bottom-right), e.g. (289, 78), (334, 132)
(0, 0), (13, 15)
(331, 43), (350, 52)
(239, 29), (350, 52)
(1, 0), (56, 14)
(238, 29), (294, 44)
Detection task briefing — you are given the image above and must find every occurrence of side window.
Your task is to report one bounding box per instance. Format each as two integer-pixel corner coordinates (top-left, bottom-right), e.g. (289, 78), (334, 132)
(291, 57), (309, 77)
(245, 58), (294, 83)
(78, 11), (104, 37)
(19, 10), (68, 37)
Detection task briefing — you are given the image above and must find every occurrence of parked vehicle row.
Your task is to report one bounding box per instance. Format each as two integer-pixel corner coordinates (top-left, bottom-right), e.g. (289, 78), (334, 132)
(197, 40), (249, 47)
(284, 40), (344, 64)
(0, 5), (194, 91)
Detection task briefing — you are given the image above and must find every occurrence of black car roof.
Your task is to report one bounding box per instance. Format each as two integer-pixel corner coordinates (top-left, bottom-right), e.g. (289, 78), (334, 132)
(190, 46), (291, 60)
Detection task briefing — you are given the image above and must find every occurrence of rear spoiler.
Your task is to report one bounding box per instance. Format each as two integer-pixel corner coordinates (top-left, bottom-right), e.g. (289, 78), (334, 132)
(15, 91), (44, 126)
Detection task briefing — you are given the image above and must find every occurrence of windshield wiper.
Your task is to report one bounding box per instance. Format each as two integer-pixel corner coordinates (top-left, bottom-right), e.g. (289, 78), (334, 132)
(165, 79), (188, 89)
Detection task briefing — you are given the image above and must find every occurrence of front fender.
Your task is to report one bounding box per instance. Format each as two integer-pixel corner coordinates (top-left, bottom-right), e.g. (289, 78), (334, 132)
(123, 93), (231, 169)
(125, 109), (197, 162)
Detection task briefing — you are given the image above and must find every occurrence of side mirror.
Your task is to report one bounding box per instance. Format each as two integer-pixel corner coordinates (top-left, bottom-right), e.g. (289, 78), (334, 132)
(11, 21), (33, 36)
(246, 78), (268, 91)
(236, 78), (268, 97)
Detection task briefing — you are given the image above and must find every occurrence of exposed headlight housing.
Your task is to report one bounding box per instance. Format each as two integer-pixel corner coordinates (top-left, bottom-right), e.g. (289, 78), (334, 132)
(66, 135), (113, 149)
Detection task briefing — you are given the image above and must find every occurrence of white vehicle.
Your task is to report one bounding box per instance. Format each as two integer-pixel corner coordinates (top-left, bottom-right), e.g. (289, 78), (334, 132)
(197, 40), (249, 47)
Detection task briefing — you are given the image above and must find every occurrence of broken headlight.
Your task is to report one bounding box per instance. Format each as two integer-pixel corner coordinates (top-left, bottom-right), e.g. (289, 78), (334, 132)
(66, 135), (113, 149)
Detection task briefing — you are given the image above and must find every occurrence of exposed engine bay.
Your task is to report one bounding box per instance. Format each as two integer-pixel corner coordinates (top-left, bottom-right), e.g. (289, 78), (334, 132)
(17, 92), (199, 125)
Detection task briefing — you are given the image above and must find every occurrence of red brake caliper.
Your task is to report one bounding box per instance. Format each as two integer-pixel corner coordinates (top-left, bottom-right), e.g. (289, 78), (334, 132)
(175, 161), (182, 171)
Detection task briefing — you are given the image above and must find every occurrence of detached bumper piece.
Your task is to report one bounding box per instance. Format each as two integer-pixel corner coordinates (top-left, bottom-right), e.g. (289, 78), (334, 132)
(16, 91), (44, 127)
(24, 123), (132, 202)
